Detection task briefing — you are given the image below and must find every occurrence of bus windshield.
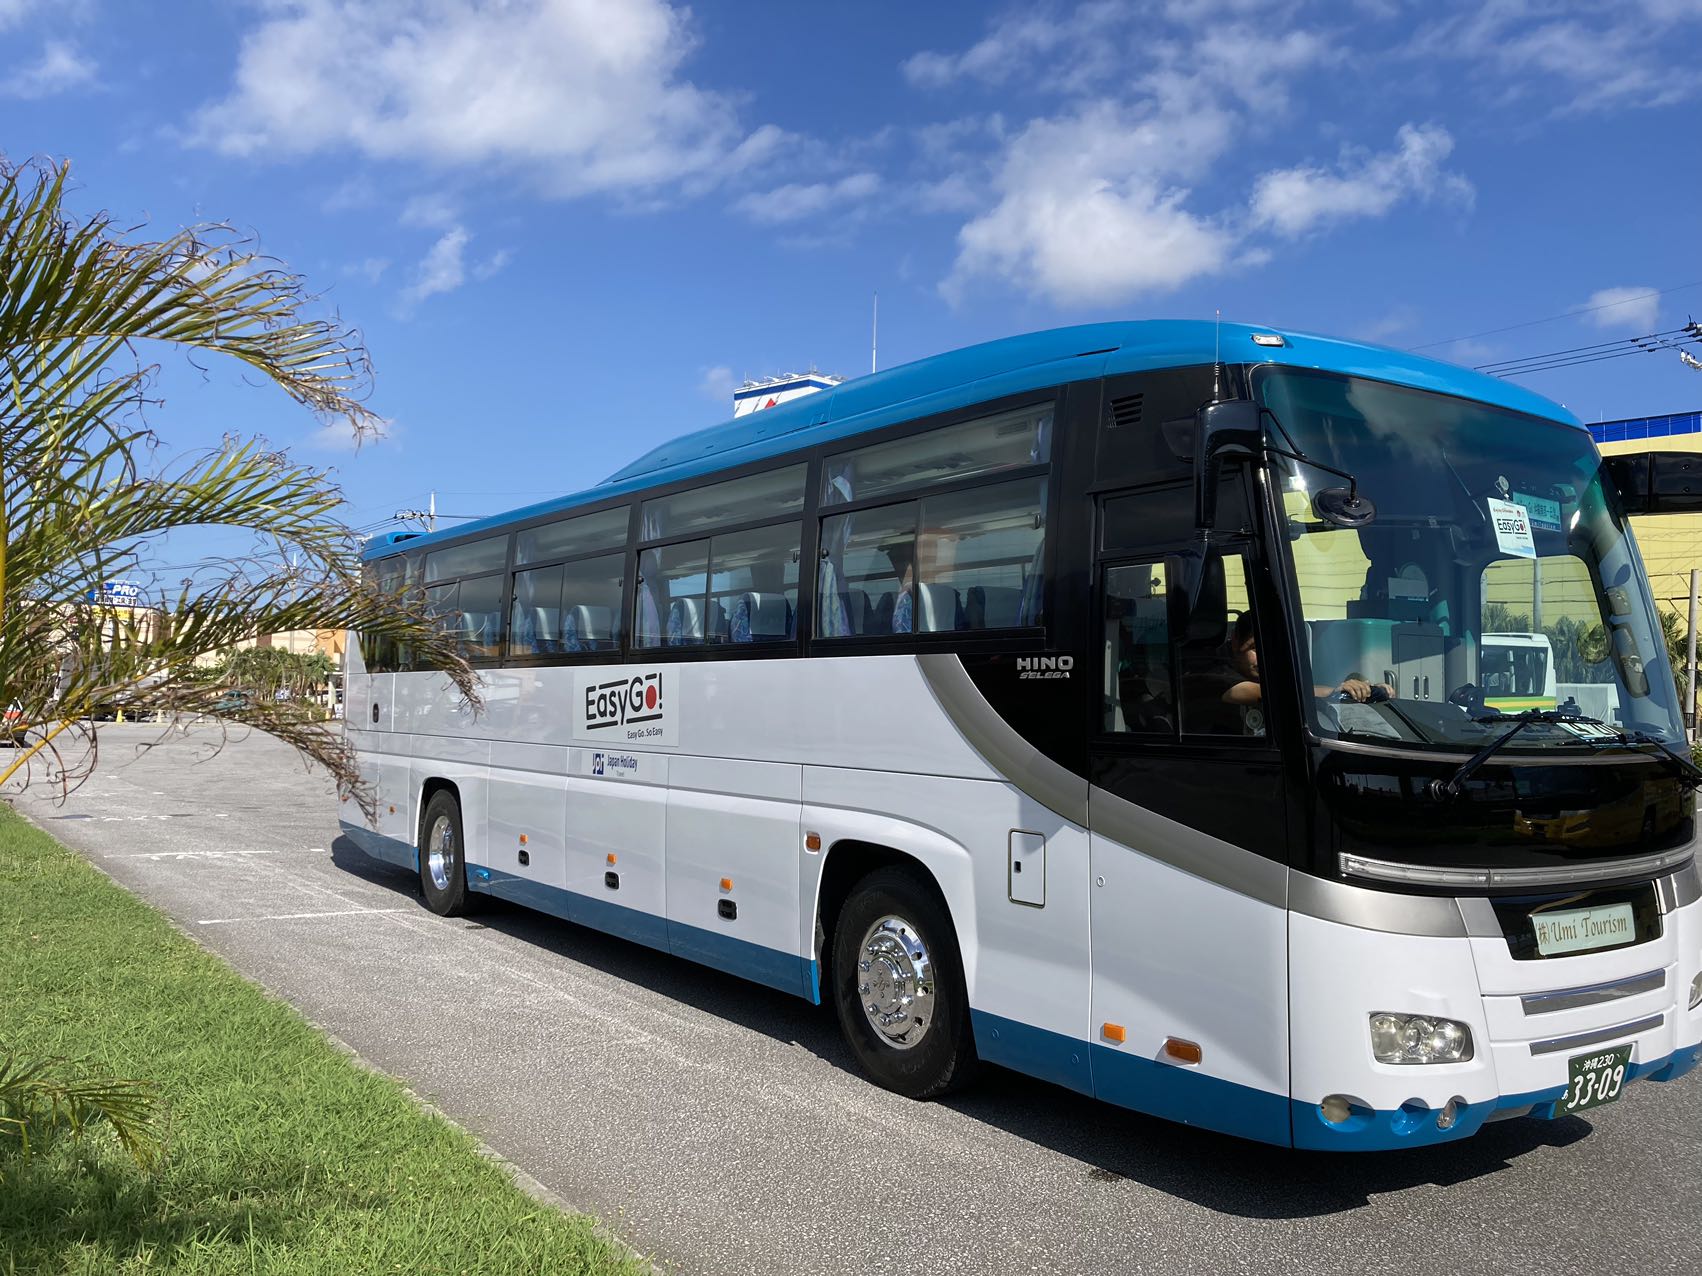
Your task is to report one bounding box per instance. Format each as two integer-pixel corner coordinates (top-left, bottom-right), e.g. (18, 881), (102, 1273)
(1254, 367), (1685, 751)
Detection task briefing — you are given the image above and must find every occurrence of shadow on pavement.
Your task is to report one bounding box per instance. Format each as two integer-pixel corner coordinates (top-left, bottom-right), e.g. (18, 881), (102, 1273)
(328, 835), (1590, 1221)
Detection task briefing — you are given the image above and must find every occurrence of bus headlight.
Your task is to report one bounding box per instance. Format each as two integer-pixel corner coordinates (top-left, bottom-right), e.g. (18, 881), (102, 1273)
(1370, 1012), (1474, 1064)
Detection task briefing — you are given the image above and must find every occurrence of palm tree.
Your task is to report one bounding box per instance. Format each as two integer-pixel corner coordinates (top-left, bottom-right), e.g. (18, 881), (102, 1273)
(1, 158), (474, 808)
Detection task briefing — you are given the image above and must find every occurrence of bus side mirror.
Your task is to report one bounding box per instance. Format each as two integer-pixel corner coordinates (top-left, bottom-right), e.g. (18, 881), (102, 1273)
(1604, 451), (1702, 514)
(1194, 400), (1263, 529)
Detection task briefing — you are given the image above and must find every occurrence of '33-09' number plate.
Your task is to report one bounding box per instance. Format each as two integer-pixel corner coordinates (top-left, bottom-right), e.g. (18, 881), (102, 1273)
(1561, 1045), (1633, 1114)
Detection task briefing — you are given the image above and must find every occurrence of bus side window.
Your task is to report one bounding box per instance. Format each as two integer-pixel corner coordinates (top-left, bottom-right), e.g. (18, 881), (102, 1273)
(1178, 551), (1267, 738)
(1103, 562), (1173, 734)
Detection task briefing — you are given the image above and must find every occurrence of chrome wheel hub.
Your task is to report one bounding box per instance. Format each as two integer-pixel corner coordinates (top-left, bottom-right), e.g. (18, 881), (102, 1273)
(426, 815), (455, 891)
(856, 914), (934, 1049)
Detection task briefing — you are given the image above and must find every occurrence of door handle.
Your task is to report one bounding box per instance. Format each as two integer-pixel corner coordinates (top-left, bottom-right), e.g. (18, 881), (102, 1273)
(371, 702), (380, 724)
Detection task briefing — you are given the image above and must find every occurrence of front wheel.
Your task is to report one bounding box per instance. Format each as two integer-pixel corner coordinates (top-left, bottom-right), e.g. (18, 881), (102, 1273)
(418, 789), (472, 917)
(831, 866), (977, 1099)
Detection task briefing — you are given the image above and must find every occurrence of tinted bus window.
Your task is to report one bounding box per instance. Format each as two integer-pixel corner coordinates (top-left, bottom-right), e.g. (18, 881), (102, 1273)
(818, 477), (1045, 636)
(516, 507), (628, 566)
(641, 466), (806, 541)
(635, 541), (710, 647)
(509, 553), (625, 657)
(425, 572), (504, 661)
(425, 536), (506, 583)
(822, 404), (1051, 507)
(711, 522), (800, 643)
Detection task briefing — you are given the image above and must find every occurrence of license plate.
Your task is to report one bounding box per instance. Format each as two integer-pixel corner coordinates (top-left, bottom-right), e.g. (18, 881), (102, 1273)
(1561, 1044), (1633, 1114)
(1532, 901), (1636, 956)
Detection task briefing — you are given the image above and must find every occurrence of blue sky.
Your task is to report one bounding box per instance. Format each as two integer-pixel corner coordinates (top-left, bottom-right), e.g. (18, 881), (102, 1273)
(4, 0), (1701, 545)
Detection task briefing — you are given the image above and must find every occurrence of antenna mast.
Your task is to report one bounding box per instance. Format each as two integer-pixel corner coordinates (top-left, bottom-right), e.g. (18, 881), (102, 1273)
(1213, 308), (1222, 401)
(871, 292), (878, 374)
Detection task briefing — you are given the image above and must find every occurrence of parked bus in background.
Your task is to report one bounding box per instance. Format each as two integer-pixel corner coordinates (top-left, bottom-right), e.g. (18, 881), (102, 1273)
(1480, 632), (1557, 713)
(342, 321), (1702, 1150)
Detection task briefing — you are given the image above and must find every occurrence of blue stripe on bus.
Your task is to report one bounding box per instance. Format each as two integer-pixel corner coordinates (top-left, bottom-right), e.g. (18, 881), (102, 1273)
(366, 320), (1578, 561)
(338, 824), (818, 1001)
(339, 820), (418, 871)
(476, 865), (818, 1001)
(971, 1009), (1701, 1151)
(1291, 1042), (1702, 1151)
(968, 1010), (1094, 1096)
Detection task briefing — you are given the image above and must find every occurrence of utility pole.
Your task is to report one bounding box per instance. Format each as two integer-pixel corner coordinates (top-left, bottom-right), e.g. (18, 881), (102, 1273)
(1687, 569), (1698, 739)
(393, 490), (440, 533)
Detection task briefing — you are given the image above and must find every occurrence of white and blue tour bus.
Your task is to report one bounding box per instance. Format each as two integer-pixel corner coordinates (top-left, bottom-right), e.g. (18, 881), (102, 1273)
(342, 321), (1702, 1150)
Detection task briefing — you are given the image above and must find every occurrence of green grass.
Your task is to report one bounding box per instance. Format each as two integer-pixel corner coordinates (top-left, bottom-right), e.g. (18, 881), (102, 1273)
(0, 806), (647, 1276)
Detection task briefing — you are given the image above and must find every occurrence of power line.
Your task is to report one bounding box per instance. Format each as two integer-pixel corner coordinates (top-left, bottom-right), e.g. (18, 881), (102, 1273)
(1411, 280), (1702, 352)
(1475, 321), (1702, 379)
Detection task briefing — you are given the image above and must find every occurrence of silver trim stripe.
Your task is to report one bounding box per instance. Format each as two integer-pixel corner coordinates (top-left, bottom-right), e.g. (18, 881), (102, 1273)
(915, 654), (1089, 827)
(1341, 845), (1696, 890)
(1520, 970), (1665, 1016)
(1528, 1013), (1665, 1056)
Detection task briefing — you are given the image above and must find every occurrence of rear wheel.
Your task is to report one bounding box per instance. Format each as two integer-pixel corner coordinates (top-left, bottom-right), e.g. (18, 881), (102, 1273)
(831, 866), (977, 1099)
(418, 790), (471, 917)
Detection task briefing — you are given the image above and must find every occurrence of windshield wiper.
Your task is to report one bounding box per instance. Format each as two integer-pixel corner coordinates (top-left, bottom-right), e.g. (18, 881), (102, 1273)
(1604, 728), (1702, 788)
(1429, 710), (1702, 801)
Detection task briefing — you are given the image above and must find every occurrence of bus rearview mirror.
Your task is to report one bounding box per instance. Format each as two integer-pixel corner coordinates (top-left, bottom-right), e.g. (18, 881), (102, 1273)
(1194, 400), (1264, 529)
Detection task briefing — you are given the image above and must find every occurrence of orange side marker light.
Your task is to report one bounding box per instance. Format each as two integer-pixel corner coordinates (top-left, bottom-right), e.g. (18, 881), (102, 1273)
(805, 832), (822, 852)
(1102, 1023), (1126, 1044)
(518, 834), (528, 846)
(720, 877), (734, 892)
(607, 853), (618, 866)
(1164, 1037), (1203, 1064)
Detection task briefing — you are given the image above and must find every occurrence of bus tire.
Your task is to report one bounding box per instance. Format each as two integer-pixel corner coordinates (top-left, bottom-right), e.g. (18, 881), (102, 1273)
(418, 789), (472, 917)
(831, 866), (978, 1099)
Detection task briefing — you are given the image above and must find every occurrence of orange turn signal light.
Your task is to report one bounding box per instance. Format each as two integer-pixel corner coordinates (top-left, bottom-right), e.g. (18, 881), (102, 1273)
(1164, 1037), (1203, 1064)
(1102, 1023), (1126, 1044)
(805, 832), (822, 852)
(720, 877), (734, 892)
(518, 834), (528, 845)
(606, 853), (617, 865)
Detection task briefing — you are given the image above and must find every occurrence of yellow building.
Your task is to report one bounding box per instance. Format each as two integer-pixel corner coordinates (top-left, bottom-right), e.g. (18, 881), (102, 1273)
(1591, 409), (1702, 621)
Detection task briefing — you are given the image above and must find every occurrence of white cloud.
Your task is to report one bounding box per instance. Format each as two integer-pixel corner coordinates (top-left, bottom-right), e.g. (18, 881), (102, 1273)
(344, 257), (391, 284)
(472, 249), (512, 281)
(1414, 0), (1702, 112)
(1249, 124), (1473, 238)
(402, 226), (470, 305)
(191, 0), (779, 198)
(1577, 286), (1660, 332)
(944, 100), (1238, 306)
(309, 417), (401, 452)
(0, 39), (95, 98)
(0, 0), (47, 29)
(919, 4), (1368, 307)
(698, 365), (737, 402)
(399, 192), (458, 228)
(398, 225), (509, 307)
(734, 172), (881, 225)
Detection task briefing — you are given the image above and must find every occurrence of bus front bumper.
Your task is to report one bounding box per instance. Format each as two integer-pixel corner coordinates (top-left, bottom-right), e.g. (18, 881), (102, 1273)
(1288, 889), (1702, 1151)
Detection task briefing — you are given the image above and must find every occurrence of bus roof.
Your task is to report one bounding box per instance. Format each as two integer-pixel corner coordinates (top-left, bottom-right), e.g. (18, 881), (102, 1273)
(365, 319), (1579, 561)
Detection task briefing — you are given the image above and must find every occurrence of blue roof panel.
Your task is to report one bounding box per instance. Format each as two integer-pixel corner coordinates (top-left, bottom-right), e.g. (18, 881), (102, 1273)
(366, 320), (1579, 561)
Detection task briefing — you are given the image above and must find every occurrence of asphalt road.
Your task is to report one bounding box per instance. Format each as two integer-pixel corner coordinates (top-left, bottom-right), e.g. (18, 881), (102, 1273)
(11, 723), (1702, 1276)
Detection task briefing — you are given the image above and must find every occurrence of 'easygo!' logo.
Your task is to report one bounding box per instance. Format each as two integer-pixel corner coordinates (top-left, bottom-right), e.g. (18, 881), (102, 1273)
(584, 673), (665, 732)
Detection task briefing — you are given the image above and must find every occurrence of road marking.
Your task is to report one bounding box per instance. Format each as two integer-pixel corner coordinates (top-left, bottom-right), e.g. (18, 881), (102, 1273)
(196, 907), (409, 925)
(103, 848), (296, 861)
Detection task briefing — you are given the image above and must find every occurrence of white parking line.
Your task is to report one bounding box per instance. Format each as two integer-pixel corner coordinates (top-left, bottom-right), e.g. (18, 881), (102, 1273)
(104, 848), (281, 860)
(196, 907), (409, 925)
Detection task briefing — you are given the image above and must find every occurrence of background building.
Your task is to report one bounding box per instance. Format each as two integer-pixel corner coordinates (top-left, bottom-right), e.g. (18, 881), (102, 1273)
(1589, 408), (1702, 620)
